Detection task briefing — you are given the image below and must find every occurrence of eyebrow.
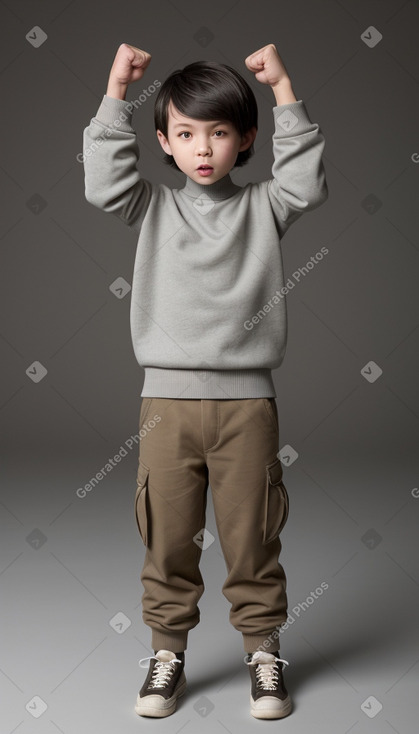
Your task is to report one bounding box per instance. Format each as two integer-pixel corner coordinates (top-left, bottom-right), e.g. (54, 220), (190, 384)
(172, 121), (229, 128)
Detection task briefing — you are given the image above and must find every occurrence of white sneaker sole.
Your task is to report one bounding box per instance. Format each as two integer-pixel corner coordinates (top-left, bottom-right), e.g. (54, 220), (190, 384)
(250, 692), (292, 719)
(135, 674), (187, 717)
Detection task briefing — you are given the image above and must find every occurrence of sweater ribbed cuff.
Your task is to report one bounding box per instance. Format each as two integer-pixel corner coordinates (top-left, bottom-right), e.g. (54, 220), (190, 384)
(93, 94), (135, 133)
(272, 99), (313, 136)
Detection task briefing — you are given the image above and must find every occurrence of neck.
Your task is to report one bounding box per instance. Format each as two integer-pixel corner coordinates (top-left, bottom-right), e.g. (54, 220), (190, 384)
(180, 172), (241, 200)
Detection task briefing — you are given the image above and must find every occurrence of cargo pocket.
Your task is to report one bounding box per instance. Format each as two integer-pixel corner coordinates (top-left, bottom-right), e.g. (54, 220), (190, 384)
(134, 461), (150, 547)
(262, 457), (289, 545)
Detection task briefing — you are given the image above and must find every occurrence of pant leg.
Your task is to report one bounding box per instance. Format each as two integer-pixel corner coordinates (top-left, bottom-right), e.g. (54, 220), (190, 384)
(205, 398), (289, 655)
(134, 398), (208, 653)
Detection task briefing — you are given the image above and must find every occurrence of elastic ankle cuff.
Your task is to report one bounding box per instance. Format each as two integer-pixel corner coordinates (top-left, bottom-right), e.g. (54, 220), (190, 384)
(242, 632), (281, 655)
(151, 629), (188, 653)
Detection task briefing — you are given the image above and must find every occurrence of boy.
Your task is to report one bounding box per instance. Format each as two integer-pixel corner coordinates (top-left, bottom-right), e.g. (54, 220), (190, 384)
(82, 42), (328, 720)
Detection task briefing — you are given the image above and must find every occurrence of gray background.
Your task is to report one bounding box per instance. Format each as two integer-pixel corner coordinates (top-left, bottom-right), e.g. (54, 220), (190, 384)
(1, 0), (419, 731)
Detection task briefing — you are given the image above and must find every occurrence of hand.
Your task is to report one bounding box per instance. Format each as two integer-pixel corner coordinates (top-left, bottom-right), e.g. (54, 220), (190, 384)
(108, 43), (152, 87)
(244, 43), (290, 88)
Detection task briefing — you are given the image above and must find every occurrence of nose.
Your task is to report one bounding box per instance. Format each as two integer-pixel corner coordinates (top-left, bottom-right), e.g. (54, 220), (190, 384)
(195, 136), (212, 155)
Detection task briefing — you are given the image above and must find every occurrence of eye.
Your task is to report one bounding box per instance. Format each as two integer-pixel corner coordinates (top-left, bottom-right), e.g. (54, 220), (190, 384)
(178, 130), (227, 138)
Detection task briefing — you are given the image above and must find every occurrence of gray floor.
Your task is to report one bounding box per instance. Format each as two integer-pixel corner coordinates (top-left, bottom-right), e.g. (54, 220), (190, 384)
(1, 452), (418, 733)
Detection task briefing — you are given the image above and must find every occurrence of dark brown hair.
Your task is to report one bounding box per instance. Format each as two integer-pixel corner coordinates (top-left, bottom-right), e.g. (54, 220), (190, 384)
(154, 60), (258, 171)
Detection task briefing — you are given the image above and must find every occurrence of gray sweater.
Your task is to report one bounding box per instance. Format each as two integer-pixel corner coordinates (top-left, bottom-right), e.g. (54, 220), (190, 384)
(82, 94), (328, 398)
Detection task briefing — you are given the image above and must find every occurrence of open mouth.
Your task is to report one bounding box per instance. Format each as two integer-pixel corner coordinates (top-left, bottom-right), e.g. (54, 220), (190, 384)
(197, 164), (214, 176)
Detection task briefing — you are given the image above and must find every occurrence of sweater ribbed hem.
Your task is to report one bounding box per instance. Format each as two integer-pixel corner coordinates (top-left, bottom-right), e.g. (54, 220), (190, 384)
(141, 368), (276, 399)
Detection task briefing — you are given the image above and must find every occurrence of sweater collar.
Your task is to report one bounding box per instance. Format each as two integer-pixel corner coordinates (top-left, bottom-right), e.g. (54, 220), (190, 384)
(180, 172), (241, 201)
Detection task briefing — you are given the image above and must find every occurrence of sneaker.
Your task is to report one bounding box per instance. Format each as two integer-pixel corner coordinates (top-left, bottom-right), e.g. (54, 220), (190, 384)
(245, 650), (292, 719)
(135, 649), (186, 717)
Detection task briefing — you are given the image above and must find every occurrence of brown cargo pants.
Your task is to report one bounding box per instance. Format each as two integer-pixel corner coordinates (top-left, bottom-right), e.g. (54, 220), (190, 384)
(134, 397), (289, 655)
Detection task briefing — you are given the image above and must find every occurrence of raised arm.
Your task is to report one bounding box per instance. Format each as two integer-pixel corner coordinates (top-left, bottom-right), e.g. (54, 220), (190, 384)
(82, 43), (155, 232)
(245, 43), (328, 237)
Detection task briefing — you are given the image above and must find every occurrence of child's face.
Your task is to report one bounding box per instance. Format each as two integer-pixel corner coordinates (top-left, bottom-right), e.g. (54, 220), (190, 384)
(156, 100), (257, 184)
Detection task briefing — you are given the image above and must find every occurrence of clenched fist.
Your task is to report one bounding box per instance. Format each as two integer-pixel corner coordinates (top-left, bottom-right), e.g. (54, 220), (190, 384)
(245, 43), (290, 88)
(107, 43), (152, 98)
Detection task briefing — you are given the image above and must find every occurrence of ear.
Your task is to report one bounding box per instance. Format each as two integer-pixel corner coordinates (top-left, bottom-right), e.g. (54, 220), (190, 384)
(239, 125), (257, 152)
(156, 129), (172, 156)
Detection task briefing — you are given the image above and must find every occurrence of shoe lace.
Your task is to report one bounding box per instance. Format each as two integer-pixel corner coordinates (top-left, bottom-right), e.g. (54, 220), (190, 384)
(246, 654), (289, 691)
(138, 654), (182, 688)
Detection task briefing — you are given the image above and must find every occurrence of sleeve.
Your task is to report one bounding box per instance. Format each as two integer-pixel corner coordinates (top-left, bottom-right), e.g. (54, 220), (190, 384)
(267, 99), (328, 238)
(82, 94), (154, 233)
